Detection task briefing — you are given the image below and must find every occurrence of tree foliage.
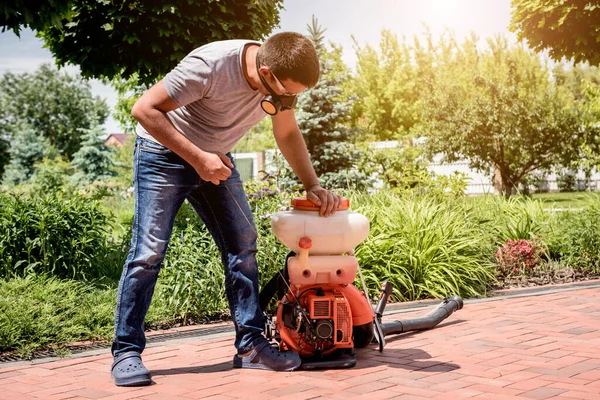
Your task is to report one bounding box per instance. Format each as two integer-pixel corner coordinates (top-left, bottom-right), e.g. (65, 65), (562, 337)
(294, 18), (369, 190)
(510, 0), (600, 66)
(352, 30), (419, 141)
(36, 0), (283, 85)
(0, 64), (108, 160)
(3, 123), (51, 185)
(70, 122), (116, 186)
(0, 0), (71, 35)
(420, 35), (586, 197)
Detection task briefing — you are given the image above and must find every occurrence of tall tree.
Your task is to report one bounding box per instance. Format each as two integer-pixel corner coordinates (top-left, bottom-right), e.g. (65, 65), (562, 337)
(553, 64), (600, 101)
(70, 122), (116, 185)
(510, 0), (600, 66)
(293, 18), (369, 190)
(3, 123), (50, 185)
(26, 0), (283, 85)
(421, 35), (585, 197)
(0, 64), (108, 161)
(352, 29), (419, 141)
(558, 66), (600, 176)
(0, 0), (71, 35)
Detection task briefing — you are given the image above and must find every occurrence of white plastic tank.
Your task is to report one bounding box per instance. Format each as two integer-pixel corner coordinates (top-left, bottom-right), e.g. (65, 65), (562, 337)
(270, 197), (370, 255)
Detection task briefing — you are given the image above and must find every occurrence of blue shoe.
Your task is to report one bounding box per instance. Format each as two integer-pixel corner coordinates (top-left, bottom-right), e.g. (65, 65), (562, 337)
(233, 341), (301, 371)
(111, 351), (152, 386)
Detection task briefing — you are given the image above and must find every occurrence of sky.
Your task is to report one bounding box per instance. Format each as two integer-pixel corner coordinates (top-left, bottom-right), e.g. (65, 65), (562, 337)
(0, 0), (515, 133)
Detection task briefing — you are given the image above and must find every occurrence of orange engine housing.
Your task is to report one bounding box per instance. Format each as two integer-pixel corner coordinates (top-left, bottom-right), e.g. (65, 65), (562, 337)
(275, 284), (373, 358)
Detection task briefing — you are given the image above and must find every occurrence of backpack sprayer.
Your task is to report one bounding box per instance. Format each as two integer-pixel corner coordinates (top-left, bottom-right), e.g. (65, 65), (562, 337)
(258, 197), (463, 369)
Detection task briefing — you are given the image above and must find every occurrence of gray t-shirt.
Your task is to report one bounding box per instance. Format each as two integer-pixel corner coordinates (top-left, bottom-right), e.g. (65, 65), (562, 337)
(136, 40), (266, 154)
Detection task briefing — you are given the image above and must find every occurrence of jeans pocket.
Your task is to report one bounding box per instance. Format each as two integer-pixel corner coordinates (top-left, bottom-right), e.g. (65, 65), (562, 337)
(138, 138), (172, 154)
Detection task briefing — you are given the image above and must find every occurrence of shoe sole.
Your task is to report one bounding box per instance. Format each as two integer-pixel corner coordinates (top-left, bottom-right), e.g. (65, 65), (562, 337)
(113, 375), (153, 387)
(232, 362), (300, 372)
(232, 355), (301, 371)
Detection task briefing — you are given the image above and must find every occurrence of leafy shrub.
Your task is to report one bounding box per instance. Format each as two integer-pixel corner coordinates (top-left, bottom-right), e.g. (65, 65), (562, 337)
(0, 275), (116, 355)
(245, 174), (299, 289)
(0, 274), (175, 355)
(495, 239), (545, 278)
(0, 191), (123, 280)
(557, 171), (576, 192)
(547, 194), (600, 273)
(352, 192), (495, 301)
(30, 157), (73, 192)
(471, 195), (553, 245)
(155, 224), (228, 323)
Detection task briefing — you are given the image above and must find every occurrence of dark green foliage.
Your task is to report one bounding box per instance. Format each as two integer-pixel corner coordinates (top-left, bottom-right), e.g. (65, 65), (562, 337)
(0, 275), (116, 355)
(293, 19), (371, 190)
(29, 157), (72, 193)
(70, 123), (116, 185)
(358, 144), (430, 192)
(547, 195), (600, 273)
(0, 64), (108, 159)
(510, 0), (600, 66)
(244, 177), (296, 291)
(0, 191), (120, 280)
(0, 0), (71, 35)
(421, 36), (585, 197)
(353, 192), (495, 301)
(38, 0), (284, 85)
(156, 223), (228, 323)
(557, 171), (577, 192)
(2, 123), (49, 185)
(0, 137), (9, 179)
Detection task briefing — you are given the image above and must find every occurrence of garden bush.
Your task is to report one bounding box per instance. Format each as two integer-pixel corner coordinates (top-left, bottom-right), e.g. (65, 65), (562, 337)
(0, 275), (176, 355)
(0, 275), (115, 355)
(547, 194), (600, 273)
(469, 195), (553, 245)
(0, 191), (124, 280)
(352, 192), (496, 301)
(494, 239), (545, 278)
(155, 224), (228, 323)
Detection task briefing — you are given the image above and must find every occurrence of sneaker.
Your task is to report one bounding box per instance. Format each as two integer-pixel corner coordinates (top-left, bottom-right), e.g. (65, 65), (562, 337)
(111, 351), (152, 386)
(233, 340), (301, 371)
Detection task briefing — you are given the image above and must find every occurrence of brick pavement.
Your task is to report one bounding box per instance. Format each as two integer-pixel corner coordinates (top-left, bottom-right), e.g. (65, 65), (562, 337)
(0, 284), (599, 400)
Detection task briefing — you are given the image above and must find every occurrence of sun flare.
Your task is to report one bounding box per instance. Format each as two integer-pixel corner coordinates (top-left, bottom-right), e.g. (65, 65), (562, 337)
(391, 0), (475, 33)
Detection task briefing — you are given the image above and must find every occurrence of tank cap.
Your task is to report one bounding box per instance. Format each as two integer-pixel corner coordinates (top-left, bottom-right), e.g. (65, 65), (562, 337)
(291, 197), (350, 211)
(299, 237), (312, 249)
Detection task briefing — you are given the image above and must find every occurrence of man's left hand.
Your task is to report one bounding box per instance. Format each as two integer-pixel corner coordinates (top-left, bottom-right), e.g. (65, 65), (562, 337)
(306, 185), (343, 217)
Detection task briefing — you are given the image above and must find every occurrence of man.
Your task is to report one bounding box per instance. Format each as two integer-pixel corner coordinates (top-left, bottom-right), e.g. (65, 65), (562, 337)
(110, 32), (342, 386)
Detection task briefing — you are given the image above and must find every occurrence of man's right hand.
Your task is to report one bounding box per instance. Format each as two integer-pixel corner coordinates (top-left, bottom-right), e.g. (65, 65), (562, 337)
(196, 152), (233, 185)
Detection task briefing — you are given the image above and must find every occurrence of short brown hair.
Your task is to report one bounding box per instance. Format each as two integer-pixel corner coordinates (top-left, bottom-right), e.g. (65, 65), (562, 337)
(257, 32), (320, 88)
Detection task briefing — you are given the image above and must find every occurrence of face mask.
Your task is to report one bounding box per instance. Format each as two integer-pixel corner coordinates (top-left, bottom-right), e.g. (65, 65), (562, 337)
(256, 55), (297, 115)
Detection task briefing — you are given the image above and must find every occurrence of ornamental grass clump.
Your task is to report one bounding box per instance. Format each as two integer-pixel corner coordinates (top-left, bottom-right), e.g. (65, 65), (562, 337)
(494, 239), (545, 278)
(351, 192), (495, 302)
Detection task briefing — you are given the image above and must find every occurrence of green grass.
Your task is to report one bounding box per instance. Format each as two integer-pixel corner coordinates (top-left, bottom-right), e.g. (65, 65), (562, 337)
(100, 193), (134, 240)
(464, 192), (595, 210)
(526, 192), (596, 209)
(352, 192), (496, 301)
(0, 275), (177, 357)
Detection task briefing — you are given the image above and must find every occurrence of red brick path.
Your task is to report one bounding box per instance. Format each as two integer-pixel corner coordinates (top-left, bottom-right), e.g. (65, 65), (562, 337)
(1, 285), (599, 400)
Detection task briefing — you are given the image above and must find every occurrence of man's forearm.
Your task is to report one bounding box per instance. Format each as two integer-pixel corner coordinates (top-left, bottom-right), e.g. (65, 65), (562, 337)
(274, 128), (320, 190)
(133, 106), (208, 168)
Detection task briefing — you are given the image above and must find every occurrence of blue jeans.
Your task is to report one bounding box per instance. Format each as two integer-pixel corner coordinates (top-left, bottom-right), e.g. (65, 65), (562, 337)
(111, 137), (265, 357)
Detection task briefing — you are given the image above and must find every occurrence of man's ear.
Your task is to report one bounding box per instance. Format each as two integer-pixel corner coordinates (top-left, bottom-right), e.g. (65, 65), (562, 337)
(258, 66), (271, 77)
